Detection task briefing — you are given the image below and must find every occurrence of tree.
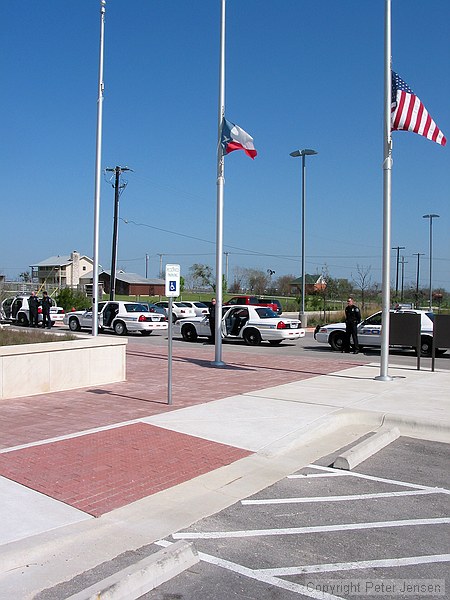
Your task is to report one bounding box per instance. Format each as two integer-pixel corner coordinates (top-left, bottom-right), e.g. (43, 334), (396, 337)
(56, 288), (91, 311)
(189, 264), (214, 290)
(19, 271), (31, 282)
(229, 266), (246, 293)
(352, 265), (372, 312)
(274, 274), (296, 296)
(246, 269), (269, 295)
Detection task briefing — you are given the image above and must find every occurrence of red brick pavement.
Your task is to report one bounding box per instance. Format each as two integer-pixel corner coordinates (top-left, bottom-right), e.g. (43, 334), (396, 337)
(0, 422), (251, 516)
(0, 344), (360, 517)
(0, 343), (360, 450)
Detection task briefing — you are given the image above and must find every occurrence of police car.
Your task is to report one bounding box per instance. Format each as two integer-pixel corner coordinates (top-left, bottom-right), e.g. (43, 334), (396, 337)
(314, 308), (441, 356)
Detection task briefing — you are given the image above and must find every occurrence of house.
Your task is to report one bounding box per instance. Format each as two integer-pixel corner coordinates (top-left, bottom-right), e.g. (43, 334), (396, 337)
(96, 271), (165, 296)
(31, 252), (93, 288)
(290, 274), (327, 295)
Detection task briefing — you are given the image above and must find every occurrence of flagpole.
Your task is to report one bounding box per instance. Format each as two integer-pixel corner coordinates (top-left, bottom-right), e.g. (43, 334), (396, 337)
(212, 0), (226, 366)
(92, 0), (106, 336)
(376, 0), (393, 381)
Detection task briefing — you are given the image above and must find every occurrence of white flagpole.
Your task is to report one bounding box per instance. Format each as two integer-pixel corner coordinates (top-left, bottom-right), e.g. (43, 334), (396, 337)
(212, 0), (226, 366)
(92, 0), (106, 336)
(376, 0), (393, 380)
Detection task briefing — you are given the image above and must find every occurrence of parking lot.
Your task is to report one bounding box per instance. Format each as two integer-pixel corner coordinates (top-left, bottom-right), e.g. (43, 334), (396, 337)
(147, 437), (449, 599)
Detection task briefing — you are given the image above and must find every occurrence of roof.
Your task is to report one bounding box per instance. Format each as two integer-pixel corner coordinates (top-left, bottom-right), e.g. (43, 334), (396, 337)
(31, 255), (93, 267)
(98, 271), (165, 285)
(291, 274), (323, 285)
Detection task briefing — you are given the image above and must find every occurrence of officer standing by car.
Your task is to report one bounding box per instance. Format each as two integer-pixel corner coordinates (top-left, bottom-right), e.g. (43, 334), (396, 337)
(343, 297), (361, 353)
(41, 291), (53, 329)
(28, 291), (39, 327)
(208, 298), (216, 342)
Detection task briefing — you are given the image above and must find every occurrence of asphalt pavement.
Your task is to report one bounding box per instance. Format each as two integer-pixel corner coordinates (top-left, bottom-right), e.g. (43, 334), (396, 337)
(0, 338), (449, 599)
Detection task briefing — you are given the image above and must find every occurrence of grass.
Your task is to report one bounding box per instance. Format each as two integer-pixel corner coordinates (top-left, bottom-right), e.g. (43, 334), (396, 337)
(0, 327), (77, 346)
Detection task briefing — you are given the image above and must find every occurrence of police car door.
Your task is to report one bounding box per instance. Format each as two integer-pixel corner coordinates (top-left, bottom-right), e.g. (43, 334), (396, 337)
(357, 312), (382, 347)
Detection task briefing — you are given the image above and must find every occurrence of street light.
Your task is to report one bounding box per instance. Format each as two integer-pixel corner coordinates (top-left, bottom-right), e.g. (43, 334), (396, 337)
(290, 148), (318, 326)
(423, 213), (440, 310)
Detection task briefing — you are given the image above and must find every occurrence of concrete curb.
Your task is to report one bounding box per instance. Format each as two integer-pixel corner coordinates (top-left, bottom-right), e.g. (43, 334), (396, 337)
(64, 540), (198, 600)
(333, 427), (401, 470)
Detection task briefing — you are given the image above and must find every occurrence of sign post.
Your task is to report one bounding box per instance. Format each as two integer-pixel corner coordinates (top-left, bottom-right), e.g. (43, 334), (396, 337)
(165, 264), (180, 405)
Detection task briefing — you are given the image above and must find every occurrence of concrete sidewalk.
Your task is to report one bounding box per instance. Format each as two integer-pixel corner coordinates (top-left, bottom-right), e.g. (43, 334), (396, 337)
(0, 343), (449, 598)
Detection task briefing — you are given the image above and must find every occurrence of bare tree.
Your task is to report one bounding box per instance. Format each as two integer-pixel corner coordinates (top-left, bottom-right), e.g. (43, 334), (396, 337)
(246, 269), (269, 295)
(274, 274), (296, 297)
(352, 264), (372, 312)
(229, 266), (246, 293)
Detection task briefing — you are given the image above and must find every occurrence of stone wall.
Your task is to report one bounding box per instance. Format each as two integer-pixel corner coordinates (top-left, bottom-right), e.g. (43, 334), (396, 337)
(0, 336), (127, 399)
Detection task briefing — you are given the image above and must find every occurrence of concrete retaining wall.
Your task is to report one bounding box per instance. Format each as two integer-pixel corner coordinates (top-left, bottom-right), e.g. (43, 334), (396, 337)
(0, 336), (127, 399)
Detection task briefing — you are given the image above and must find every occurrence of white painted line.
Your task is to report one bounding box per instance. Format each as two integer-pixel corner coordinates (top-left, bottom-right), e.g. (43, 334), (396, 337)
(156, 540), (346, 600)
(304, 464), (450, 493)
(242, 489), (439, 505)
(0, 418), (143, 454)
(172, 517), (450, 540)
(65, 540), (199, 600)
(287, 473), (348, 478)
(258, 553), (450, 576)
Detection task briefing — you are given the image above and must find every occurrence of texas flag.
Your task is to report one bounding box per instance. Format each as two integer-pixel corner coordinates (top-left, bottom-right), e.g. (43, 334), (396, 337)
(221, 118), (257, 159)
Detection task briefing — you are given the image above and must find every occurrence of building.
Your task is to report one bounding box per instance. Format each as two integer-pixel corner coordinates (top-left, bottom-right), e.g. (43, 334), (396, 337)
(31, 252), (93, 288)
(96, 271), (165, 296)
(290, 274), (327, 296)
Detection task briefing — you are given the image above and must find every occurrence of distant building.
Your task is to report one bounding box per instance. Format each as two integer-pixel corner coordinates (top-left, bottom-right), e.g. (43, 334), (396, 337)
(290, 274), (327, 295)
(31, 252), (93, 288)
(93, 271), (165, 296)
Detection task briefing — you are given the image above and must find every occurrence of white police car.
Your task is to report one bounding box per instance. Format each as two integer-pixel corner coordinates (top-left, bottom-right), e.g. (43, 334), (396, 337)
(314, 308), (441, 356)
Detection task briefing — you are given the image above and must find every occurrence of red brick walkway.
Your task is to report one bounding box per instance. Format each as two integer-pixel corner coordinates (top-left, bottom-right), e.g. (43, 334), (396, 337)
(0, 423), (250, 517)
(0, 344), (360, 516)
(0, 343), (359, 450)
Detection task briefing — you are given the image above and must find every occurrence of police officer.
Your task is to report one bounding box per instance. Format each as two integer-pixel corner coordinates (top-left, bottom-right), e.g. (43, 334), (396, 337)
(208, 298), (216, 342)
(343, 297), (361, 354)
(28, 291), (39, 328)
(41, 291), (53, 329)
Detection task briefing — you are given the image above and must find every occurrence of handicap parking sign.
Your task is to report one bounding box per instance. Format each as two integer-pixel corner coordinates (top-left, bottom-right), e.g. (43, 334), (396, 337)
(165, 264), (180, 297)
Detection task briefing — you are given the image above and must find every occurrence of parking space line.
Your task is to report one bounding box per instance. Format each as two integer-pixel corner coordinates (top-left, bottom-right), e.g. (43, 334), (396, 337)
(299, 464), (450, 493)
(258, 553), (450, 576)
(156, 539), (347, 600)
(288, 473), (348, 478)
(172, 517), (450, 539)
(242, 489), (440, 505)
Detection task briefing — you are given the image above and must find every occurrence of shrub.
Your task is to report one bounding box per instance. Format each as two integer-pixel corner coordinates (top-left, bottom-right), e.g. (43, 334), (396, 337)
(56, 288), (91, 312)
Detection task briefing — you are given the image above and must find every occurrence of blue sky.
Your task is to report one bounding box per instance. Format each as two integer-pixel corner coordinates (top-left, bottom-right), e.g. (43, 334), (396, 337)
(2, 1), (449, 292)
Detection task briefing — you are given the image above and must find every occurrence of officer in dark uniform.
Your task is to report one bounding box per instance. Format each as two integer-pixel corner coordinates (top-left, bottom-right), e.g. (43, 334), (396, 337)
(343, 297), (361, 353)
(41, 291), (53, 329)
(28, 292), (39, 327)
(208, 298), (216, 342)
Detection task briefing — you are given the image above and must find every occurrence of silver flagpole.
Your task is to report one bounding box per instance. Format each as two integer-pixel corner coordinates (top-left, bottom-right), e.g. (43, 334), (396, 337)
(212, 0), (226, 366)
(376, 0), (393, 380)
(92, 0), (106, 336)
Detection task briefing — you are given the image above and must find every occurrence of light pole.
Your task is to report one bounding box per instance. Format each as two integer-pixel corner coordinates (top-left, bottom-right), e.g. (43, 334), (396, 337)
(290, 148), (318, 326)
(423, 214), (440, 310)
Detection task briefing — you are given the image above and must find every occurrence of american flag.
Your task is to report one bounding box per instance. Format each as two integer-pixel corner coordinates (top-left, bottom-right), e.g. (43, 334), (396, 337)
(391, 71), (446, 146)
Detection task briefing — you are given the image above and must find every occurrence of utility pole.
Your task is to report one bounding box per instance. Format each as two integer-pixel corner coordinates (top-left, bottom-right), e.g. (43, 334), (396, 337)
(145, 253), (149, 279)
(106, 166), (131, 300)
(224, 252), (229, 287)
(157, 254), (164, 279)
(399, 255), (407, 302)
(413, 252), (425, 308)
(391, 246), (405, 298)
